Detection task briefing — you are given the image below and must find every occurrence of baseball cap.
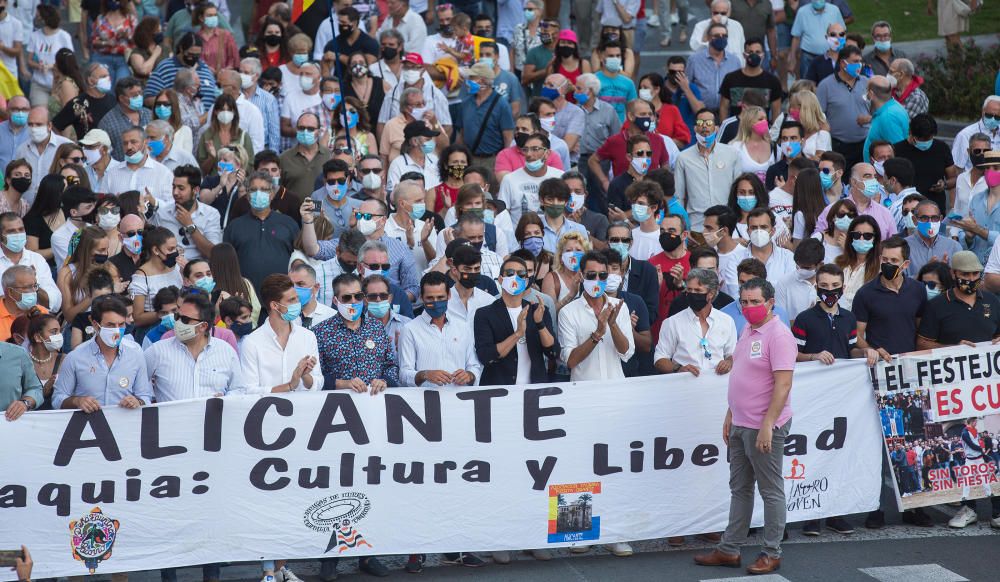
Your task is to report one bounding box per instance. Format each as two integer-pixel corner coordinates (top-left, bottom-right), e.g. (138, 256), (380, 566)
(79, 129), (111, 149)
(951, 250), (984, 273)
(461, 62), (496, 82)
(404, 120), (441, 142)
(402, 53), (424, 66)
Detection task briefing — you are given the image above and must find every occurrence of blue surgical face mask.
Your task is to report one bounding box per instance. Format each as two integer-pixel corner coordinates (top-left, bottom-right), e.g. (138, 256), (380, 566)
(249, 189), (270, 210)
(194, 276), (216, 293)
(736, 195), (757, 212)
(483, 208), (495, 224)
(161, 313), (175, 330)
(478, 57), (495, 69)
(573, 92), (589, 105)
(203, 15), (219, 28)
(280, 301), (302, 321)
(15, 291), (36, 310)
(128, 95), (144, 111)
(610, 241), (630, 260)
(859, 178), (880, 198)
(820, 171), (835, 190)
(605, 56), (622, 72)
(367, 299), (391, 318)
(295, 286), (313, 306)
(3, 232), (27, 253)
(10, 111), (28, 126)
(346, 110), (359, 129)
(812, 0), (826, 10)
(525, 158), (545, 172)
(292, 53), (309, 66)
(148, 139), (166, 157)
(985, 116), (1000, 131)
(420, 139), (435, 154)
(424, 299), (448, 318)
(631, 203), (650, 222)
(297, 129), (317, 146)
(874, 40), (891, 52)
(833, 215), (853, 232)
(926, 284), (941, 300)
(914, 139), (934, 151)
(124, 150), (145, 165)
(217, 161), (235, 173)
(852, 239), (874, 254)
(155, 105), (172, 120)
(410, 202), (426, 221)
(467, 80), (481, 95)
(844, 62), (862, 78)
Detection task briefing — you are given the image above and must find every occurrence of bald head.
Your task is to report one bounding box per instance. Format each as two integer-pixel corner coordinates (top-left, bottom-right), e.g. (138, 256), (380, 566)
(544, 73), (568, 97)
(28, 107), (50, 125)
(119, 214), (145, 237)
(8, 95), (28, 111)
(868, 75), (892, 103)
(217, 69), (241, 99)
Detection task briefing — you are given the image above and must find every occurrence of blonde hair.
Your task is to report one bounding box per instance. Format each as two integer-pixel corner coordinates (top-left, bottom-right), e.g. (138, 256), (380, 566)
(791, 90), (827, 136)
(553, 231), (591, 274)
(218, 145), (249, 170)
(734, 106), (768, 143)
(288, 33), (313, 54)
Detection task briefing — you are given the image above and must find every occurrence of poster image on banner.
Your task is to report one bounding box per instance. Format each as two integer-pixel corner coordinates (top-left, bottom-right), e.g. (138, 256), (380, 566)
(0, 361), (881, 580)
(871, 342), (1000, 510)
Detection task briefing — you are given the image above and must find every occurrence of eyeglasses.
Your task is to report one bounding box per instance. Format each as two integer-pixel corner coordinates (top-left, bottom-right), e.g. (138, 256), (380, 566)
(849, 231), (876, 241)
(915, 214), (943, 223)
(339, 292), (367, 302)
(608, 237), (632, 244)
(501, 268), (528, 278)
(694, 120), (716, 128)
(358, 167), (381, 175)
(124, 229), (144, 237)
(835, 212), (857, 219)
(829, 31), (847, 37)
(366, 292), (390, 301)
(98, 206), (120, 215)
(334, 147), (353, 154)
(632, 150), (653, 157)
(583, 271), (609, 281)
(65, 156), (85, 163)
(355, 212), (384, 221)
(178, 314), (204, 325)
(326, 177), (348, 185)
(364, 262), (392, 271)
(820, 167), (835, 175)
(12, 284), (39, 292)
(520, 146), (547, 154)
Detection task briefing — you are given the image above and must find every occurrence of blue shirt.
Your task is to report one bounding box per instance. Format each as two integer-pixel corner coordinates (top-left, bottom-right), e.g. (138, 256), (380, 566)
(542, 217), (588, 253)
(721, 302), (790, 336)
(666, 198), (691, 229)
(0, 122), (29, 173)
(863, 100), (909, 162)
(965, 188), (1000, 263)
(246, 88), (281, 153)
(52, 337), (154, 409)
(791, 2), (845, 55)
(686, 49), (742, 111)
(143, 57), (219, 113)
(460, 91), (515, 156)
(315, 235), (421, 300)
(595, 71), (638, 122)
(672, 85), (703, 145)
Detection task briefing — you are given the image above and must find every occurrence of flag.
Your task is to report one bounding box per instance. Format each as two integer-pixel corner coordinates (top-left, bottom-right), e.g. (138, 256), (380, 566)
(292, 0), (327, 39)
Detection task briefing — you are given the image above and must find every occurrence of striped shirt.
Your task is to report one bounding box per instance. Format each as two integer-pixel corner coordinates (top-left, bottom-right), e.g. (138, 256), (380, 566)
(100, 153), (175, 205)
(143, 57), (219, 114)
(145, 336), (249, 402)
(52, 337), (154, 409)
(245, 87), (281, 153)
(97, 106), (153, 162)
(316, 235), (420, 300)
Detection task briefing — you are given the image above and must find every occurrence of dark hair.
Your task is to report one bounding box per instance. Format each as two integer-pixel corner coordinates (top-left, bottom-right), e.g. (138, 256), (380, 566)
(817, 262), (844, 281)
(639, 72), (671, 105)
(463, 165), (495, 194)
(22, 175), (63, 224)
(183, 291), (216, 333)
(253, 149), (281, 169)
(182, 258), (209, 280)
(152, 285), (180, 311)
(26, 310), (59, 345)
(219, 295), (252, 321)
(451, 244), (481, 268)
(335, 96), (371, 132)
(56, 49), (86, 92)
(332, 272), (363, 297)
(176, 32), (204, 54)
(917, 261), (954, 290)
(867, 139), (893, 159)
(881, 235), (911, 261)
(835, 215), (882, 282)
(322, 158), (350, 176)
(744, 37), (765, 51)
(822, 198), (858, 236)
(211, 94), (241, 133)
(846, 32), (866, 50)
(138, 226), (175, 267)
(87, 267), (115, 294)
(727, 173), (767, 215)
(625, 179), (663, 207)
(820, 150), (847, 173)
(580, 250), (608, 272)
(256, 17), (290, 60)
(524, 132), (549, 150)
(174, 164), (202, 188)
(37, 4), (60, 28)
(884, 157), (915, 187)
(740, 277), (775, 301)
(626, 133), (651, 155)
(134, 16), (160, 50)
(737, 257), (767, 279)
(339, 5), (361, 22)
(438, 144), (472, 183)
(792, 167), (825, 238)
(747, 207), (775, 228)
(645, 168), (675, 198)
(779, 120), (804, 138)
(794, 237), (825, 267)
(260, 273), (293, 310)
(91, 294), (129, 324)
(689, 246), (720, 268)
(114, 76), (143, 98)
(667, 55), (686, 67)
(209, 243), (252, 301)
(704, 204), (738, 236)
(837, 45), (863, 63)
(420, 271), (449, 295)
(501, 255), (528, 272)
(538, 178), (570, 202)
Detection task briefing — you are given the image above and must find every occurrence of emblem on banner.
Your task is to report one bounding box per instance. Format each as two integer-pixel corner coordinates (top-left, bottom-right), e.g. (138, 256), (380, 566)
(303, 493), (373, 553)
(69, 507), (120, 574)
(547, 482), (601, 544)
(785, 458), (806, 480)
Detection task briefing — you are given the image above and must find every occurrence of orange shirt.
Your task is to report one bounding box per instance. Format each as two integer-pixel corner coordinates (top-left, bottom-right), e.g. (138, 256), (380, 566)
(0, 301), (49, 342)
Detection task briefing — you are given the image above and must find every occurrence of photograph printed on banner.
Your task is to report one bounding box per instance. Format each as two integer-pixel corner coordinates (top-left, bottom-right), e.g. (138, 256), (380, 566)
(871, 344), (1000, 510)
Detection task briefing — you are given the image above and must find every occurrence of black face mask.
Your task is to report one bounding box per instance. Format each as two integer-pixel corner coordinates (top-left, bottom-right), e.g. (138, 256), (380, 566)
(687, 291), (709, 312)
(153, 32), (165, 45)
(474, 28), (491, 37)
(94, 253), (109, 264)
(340, 25), (354, 36)
(659, 232), (682, 253)
(880, 262), (901, 281)
(180, 197), (197, 211)
(602, 32), (619, 43)
(440, 24), (453, 36)
(162, 250), (179, 268)
(8, 177), (31, 194)
(556, 45), (575, 59)
(634, 117), (653, 132)
(458, 271), (478, 288)
(956, 277), (981, 295)
(817, 286), (843, 307)
(263, 35), (282, 47)
(382, 47), (399, 60)
(182, 53), (200, 67)
(514, 132), (530, 148)
(971, 152), (987, 167)
(746, 53), (763, 68)
(339, 259), (357, 273)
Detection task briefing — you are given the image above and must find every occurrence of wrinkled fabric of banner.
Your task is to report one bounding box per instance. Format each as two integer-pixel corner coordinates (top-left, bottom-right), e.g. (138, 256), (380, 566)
(0, 359), (881, 579)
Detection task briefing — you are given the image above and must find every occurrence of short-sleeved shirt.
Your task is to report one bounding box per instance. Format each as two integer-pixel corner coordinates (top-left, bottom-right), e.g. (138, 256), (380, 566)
(460, 92), (515, 156)
(595, 129), (671, 179)
(852, 276), (927, 355)
(53, 93), (117, 139)
(579, 100), (622, 156)
(791, 303), (858, 359)
(790, 3), (845, 55)
(719, 69), (783, 118)
(893, 139), (955, 211)
(223, 211), (300, 293)
(904, 233), (963, 277)
(730, 0), (775, 43)
(595, 71), (638, 122)
(917, 289), (1000, 345)
(729, 315), (796, 429)
(524, 45), (553, 97)
(686, 49), (742, 112)
(323, 32), (380, 76)
(816, 73), (869, 144)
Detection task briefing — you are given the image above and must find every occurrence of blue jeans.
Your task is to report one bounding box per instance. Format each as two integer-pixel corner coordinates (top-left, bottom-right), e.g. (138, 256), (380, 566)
(91, 52), (131, 85)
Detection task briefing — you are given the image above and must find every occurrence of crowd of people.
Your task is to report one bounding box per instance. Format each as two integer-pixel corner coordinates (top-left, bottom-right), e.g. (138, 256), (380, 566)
(1, 0), (999, 579)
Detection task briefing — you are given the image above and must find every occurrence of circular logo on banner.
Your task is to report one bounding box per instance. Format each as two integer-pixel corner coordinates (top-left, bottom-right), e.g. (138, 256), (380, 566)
(304, 493), (374, 554)
(69, 507), (120, 574)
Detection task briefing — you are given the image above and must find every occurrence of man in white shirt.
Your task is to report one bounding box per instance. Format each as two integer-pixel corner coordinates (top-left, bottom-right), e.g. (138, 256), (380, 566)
(145, 292), (249, 402)
(0, 213), (60, 311)
(369, 29), (405, 92)
(674, 109), (742, 231)
(689, 0), (746, 62)
(377, 0), (427, 61)
(146, 120), (197, 171)
(51, 186), (98, 270)
(442, 243), (495, 329)
(281, 63), (323, 137)
(384, 181), (436, 272)
(0, 3), (23, 81)
(377, 54), (452, 132)
(746, 208), (795, 285)
(559, 250), (635, 382)
(398, 271), (482, 387)
(216, 69), (265, 154)
(774, 238), (825, 325)
(703, 205), (749, 299)
(148, 165), (223, 261)
(99, 126), (174, 205)
(290, 263), (336, 329)
(951, 96), (1000, 170)
(15, 106), (71, 204)
(953, 133), (990, 219)
(654, 268), (736, 375)
(497, 134), (564, 226)
(240, 274), (323, 393)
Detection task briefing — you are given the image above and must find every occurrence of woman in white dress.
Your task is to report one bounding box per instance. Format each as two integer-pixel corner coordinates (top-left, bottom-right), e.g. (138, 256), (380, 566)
(729, 106), (775, 186)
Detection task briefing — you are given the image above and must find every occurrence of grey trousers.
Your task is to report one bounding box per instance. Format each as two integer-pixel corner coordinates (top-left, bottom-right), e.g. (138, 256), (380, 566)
(718, 419), (791, 559)
(657, 0), (690, 39)
(573, 0), (597, 56)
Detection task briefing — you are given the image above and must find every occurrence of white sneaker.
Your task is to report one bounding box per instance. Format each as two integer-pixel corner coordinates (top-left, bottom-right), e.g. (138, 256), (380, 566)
(948, 506), (978, 528)
(530, 549), (553, 560)
(280, 567), (303, 582)
(261, 576), (276, 582)
(492, 551), (511, 564)
(670, 12), (680, 24)
(990, 515), (1000, 528)
(646, 14), (660, 27)
(605, 542), (634, 557)
(570, 545), (591, 554)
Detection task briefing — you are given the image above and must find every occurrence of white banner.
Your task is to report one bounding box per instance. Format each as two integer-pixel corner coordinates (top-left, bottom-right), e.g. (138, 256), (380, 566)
(0, 360), (881, 580)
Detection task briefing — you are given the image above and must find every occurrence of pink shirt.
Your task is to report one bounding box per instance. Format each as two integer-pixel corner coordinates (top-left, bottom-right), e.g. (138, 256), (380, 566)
(728, 316), (797, 430)
(494, 145), (564, 175)
(814, 196), (898, 238)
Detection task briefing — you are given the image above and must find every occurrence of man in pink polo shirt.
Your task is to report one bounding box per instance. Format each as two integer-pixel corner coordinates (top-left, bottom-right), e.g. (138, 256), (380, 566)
(695, 277), (796, 576)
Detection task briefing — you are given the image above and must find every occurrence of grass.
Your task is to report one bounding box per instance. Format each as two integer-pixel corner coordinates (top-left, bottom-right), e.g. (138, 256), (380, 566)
(847, 0), (1000, 43)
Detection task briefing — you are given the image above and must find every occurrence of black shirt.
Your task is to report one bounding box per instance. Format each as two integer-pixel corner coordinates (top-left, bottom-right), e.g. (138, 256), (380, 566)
(893, 139), (955, 212)
(222, 211), (300, 293)
(765, 158), (789, 192)
(718, 69), (783, 118)
(323, 32), (380, 77)
(805, 54), (836, 85)
(606, 172), (635, 216)
(791, 303), (858, 359)
(853, 276), (927, 354)
(110, 251), (140, 285)
(618, 290), (651, 378)
(917, 289), (1000, 345)
(53, 93), (117, 138)
(343, 78), (386, 134)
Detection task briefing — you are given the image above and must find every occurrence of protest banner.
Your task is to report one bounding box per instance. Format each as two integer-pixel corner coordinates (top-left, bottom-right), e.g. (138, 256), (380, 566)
(872, 342), (1000, 510)
(0, 360), (880, 580)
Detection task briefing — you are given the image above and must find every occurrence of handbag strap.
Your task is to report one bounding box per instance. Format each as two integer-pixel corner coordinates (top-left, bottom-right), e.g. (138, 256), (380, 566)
(470, 93), (500, 156)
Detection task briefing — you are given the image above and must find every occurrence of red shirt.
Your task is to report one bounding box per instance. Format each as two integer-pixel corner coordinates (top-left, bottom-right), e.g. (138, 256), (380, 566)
(647, 250), (690, 339)
(655, 103), (691, 145)
(595, 129), (670, 177)
(433, 183), (460, 213)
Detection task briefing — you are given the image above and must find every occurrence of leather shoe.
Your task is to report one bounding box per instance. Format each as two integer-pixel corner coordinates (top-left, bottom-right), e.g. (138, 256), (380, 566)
(696, 532), (723, 543)
(667, 536), (685, 546)
(747, 553), (781, 575)
(693, 549), (740, 568)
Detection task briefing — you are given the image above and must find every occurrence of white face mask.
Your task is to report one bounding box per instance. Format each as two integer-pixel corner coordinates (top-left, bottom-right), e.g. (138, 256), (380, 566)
(239, 73), (255, 89)
(99, 212), (120, 229)
(29, 126), (49, 144)
(174, 319), (201, 343)
(606, 273), (623, 294)
(362, 172), (382, 190)
(217, 110), (235, 125)
(539, 116), (556, 133)
(357, 217), (378, 236)
(638, 88), (654, 102)
(300, 75), (315, 92)
(84, 148), (103, 165)
(749, 229), (771, 248)
(43, 334), (64, 352)
(403, 69), (422, 84)
(409, 106), (427, 120)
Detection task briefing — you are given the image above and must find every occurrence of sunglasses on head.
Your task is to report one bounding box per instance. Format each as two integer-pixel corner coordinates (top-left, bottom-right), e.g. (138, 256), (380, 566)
(339, 292), (366, 302)
(583, 271), (609, 281)
(501, 268), (528, 278)
(849, 231), (876, 241)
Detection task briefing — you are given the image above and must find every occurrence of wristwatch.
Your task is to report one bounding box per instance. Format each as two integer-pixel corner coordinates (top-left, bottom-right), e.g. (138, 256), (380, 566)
(19, 397), (32, 409)
(182, 224), (198, 236)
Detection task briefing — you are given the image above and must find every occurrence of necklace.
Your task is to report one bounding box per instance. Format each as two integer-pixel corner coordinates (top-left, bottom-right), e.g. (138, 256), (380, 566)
(29, 349), (52, 364)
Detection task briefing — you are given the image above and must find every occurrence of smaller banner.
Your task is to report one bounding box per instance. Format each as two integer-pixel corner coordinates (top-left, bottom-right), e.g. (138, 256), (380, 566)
(872, 343), (1000, 510)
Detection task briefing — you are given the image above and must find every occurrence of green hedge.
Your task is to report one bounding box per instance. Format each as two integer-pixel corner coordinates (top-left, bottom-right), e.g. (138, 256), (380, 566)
(916, 40), (1000, 121)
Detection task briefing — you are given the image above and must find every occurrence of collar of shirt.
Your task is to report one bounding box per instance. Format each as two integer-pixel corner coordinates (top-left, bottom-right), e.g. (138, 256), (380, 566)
(87, 335), (122, 360)
(747, 314), (781, 336)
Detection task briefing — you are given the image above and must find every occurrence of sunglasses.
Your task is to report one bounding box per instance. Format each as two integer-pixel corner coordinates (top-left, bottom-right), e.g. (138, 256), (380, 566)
(65, 156), (85, 163)
(355, 212), (384, 221)
(326, 177), (348, 185)
(98, 206), (120, 215)
(583, 271), (609, 281)
(924, 281), (938, 290)
(339, 292), (366, 302)
(699, 337), (712, 360)
(829, 32), (847, 37)
(178, 314), (203, 325)
(608, 237), (632, 244)
(985, 114), (1000, 121)
(358, 167), (381, 175)
(364, 262), (392, 271)
(849, 231), (876, 241)
(177, 227), (190, 245)
(366, 292), (390, 301)
(334, 147), (353, 154)
(501, 268), (528, 278)
(835, 212), (857, 219)
(915, 214), (943, 223)
(296, 126), (319, 132)
(154, 101), (171, 108)
(632, 150), (653, 157)
(124, 229), (144, 237)
(694, 120), (715, 128)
